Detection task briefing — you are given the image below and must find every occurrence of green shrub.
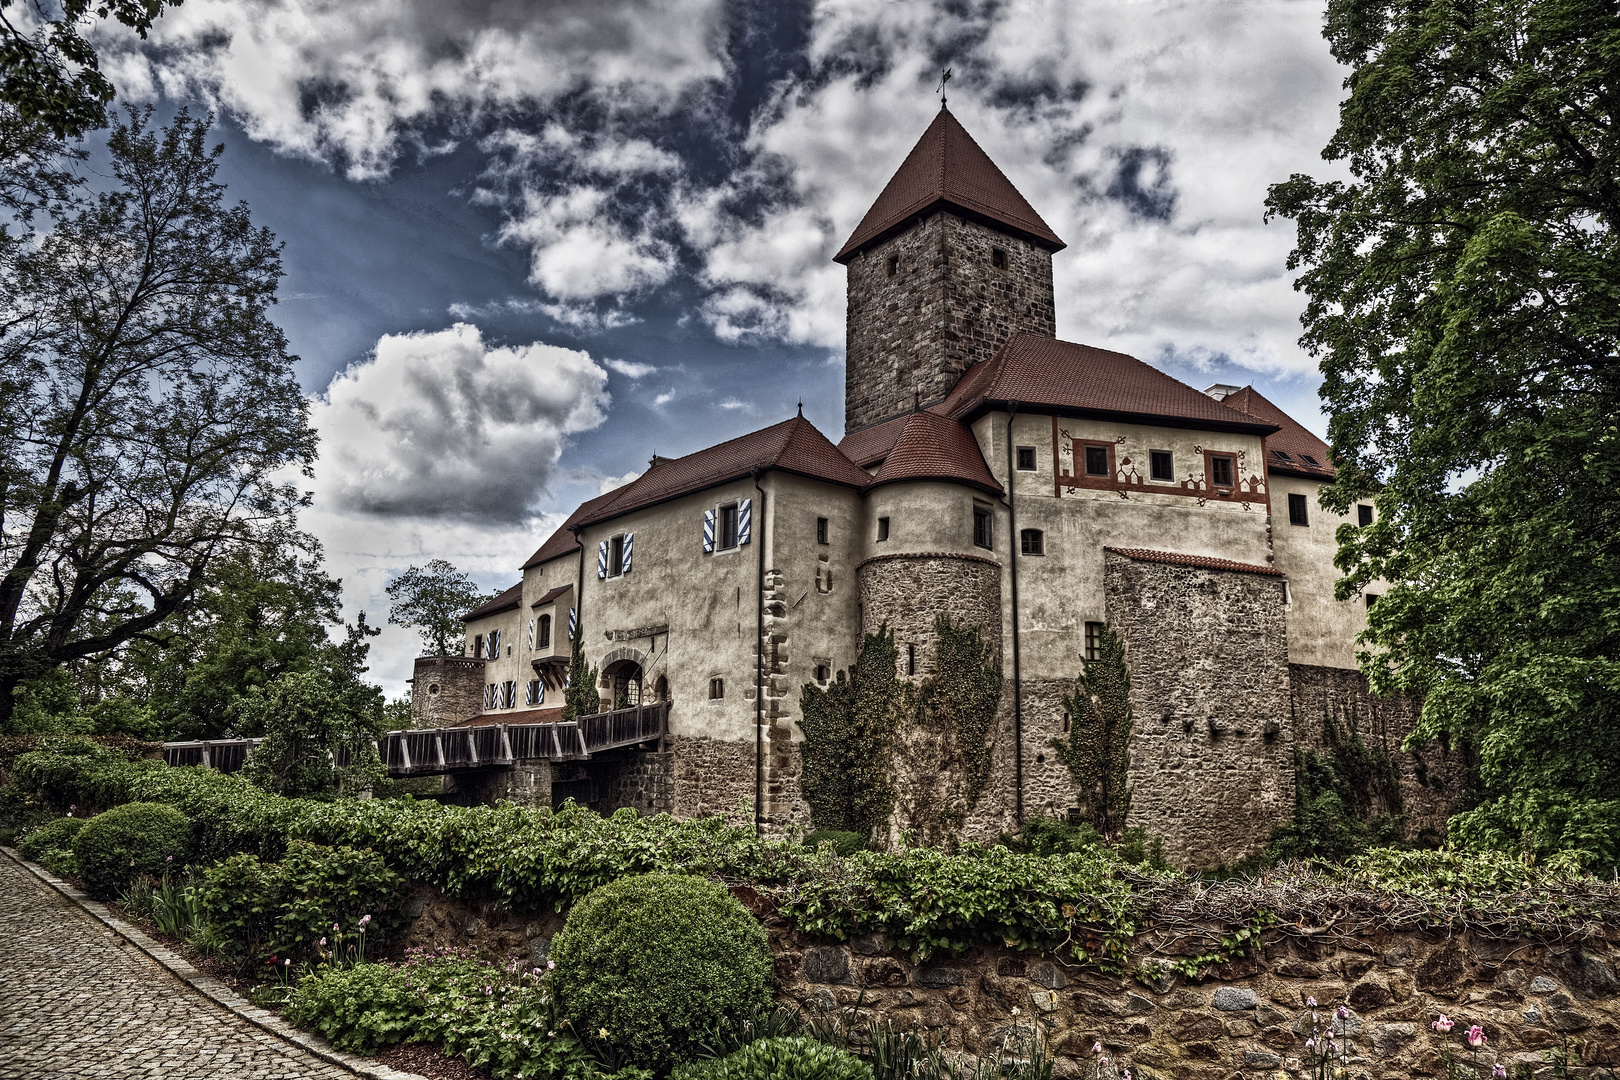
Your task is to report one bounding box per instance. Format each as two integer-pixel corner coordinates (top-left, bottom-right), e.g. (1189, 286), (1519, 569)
(0, 782), (55, 846)
(71, 802), (190, 898)
(11, 738), (158, 814)
(674, 1038), (873, 1080)
(1003, 815), (1101, 856)
(285, 961), (416, 1053)
(130, 765), (306, 862)
(803, 830), (867, 856)
(18, 815), (86, 862)
(195, 839), (402, 963)
(552, 874), (773, 1073)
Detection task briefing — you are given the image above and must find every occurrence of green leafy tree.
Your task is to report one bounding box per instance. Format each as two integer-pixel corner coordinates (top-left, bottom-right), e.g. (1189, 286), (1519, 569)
(0, 108), (314, 731)
(561, 618), (599, 721)
(0, 0), (183, 140)
(1266, 0), (1620, 868)
(385, 559), (485, 656)
(1052, 624), (1132, 839)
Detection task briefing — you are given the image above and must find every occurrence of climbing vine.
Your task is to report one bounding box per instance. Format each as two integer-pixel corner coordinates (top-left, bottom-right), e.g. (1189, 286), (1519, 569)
(797, 627), (900, 840)
(1267, 704), (1408, 861)
(1052, 624), (1132, 839)
(561, 620), (600, 721)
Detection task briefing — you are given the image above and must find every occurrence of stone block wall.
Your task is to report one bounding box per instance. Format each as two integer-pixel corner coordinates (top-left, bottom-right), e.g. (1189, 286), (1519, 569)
(844, 213), (1056, 432)
(410, 656), (486, 728)
(1289, 663), (1465, 842)
(667, 734), (759, 826)
(1104, 552), (1295, 869)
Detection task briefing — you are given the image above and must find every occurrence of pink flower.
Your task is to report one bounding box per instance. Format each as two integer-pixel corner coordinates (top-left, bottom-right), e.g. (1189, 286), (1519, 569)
(361, 914), (371, 926)
(546, 960), (555, 970)
(1467, 1026), (1487, 1048)
(1092, 1043), (1103, 1055)
(166, 855), (173, 862)
(1305, 1039), (1316, 1050)
(1493, 1066), (1507, 1079)
(319, 937), (327, 947)
(1306, 996), (1317, 1008)
(1336, 1005), (1349, 1020)
(1433, 1014), (1454, 1033)
(332, 922), (340, 932)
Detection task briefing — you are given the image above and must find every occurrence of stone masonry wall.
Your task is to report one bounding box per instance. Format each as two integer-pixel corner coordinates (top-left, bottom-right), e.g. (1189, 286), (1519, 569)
(410, 656), (486, 728)
(1289, 663), (1465, 842)
(844, 213), (1056, 432)
(666, 734), (759, 826)
(403, 886), (1620, 1080)
(1105, 553), (1295, 870)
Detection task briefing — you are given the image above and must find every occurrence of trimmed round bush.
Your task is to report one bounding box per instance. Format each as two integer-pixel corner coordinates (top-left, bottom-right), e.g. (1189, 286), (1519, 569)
(552, 873), (772, 1073)
(673, 1038), (874, 1080)
(18, 816), (86, 862)
(71, 802), (190, 899)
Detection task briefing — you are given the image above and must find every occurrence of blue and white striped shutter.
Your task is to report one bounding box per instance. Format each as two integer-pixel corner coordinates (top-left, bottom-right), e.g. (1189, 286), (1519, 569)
(703, 509), (716, 552)
(487, 630), (500, 659)
(622, 532), (634, 573)
(738, 498), (752, 545)
(568, 606), (577, 640)
(536, 681), (545, 705)
(527, 619), (534, 650)
(597, 540), (608, 578)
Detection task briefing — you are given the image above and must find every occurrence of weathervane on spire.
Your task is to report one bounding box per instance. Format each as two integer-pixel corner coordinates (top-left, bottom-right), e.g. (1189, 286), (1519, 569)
(936, 68), (952, 109)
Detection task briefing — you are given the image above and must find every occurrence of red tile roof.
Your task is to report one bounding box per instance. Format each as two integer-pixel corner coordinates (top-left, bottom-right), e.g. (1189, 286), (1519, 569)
(941, 333), (1280, 435)
(1105, 547), (1283, 577)
(867, 410), (1002, 494)
(456, 706), (565, 728)
(522, 490), (626, 570)
(1219, 386), (1335, 480)
(838, 412), (911, 468)
(462, 582), (523, 622)
(531, 584), (572, 608)
(575, 415), (873, 527)
(835, 108), (1065, 263)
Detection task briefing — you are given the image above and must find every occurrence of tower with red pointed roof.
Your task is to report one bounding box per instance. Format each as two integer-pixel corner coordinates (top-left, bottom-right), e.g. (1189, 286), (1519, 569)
(837, 106), (1064, 432)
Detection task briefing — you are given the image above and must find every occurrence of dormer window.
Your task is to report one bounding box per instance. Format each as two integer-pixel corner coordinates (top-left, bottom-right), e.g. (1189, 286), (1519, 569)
(1301, 454), (1321, 467)
(1271, 449), (1293, 462)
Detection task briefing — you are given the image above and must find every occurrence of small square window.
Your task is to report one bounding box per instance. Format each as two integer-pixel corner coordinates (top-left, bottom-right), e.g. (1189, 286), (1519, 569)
(1084, 622), (1105, 662)
(1288, 492), (1309, 526)
(877, 516), (890, 542)
(1149, 450), (1173, 481)
(1020, 528), (1044, 556)
(972, 507), (993, 549)
(991, 247), (1007, 269)
(1357, 504), (1373, 527)
(814, 662), (831, 685)
(887, 255), (899, 277)
(816, 516), (829, 544)
(1210, 455), (1235, 487)
(1016, 446), (1037, 471)
(709, 676), (725, 700)
(1365, 594), (1379, 610)
(1084, 445), (1110, 476)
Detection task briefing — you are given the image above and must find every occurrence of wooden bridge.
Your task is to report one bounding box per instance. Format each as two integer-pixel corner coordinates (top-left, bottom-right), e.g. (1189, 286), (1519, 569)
(161, 701), (669, 778)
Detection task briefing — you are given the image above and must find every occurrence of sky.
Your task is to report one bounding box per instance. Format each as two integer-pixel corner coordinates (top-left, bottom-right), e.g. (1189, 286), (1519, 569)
(87, 0), (1351, 697)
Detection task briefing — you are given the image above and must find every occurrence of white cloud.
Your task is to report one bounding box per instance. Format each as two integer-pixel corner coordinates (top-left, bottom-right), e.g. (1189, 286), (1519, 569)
(717, 398), (749, 411)
(493, 185), (676, 301)
(653, 390), (676, 406)
(606, 358), (657, 379)
(598, 470), (643, 494)
(310, 322), (610, 522)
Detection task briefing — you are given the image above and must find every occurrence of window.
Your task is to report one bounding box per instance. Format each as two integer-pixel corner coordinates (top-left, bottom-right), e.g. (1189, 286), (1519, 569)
(1282, 580), (1293, 606)
(1301, 453), (1321, 466)
(1358, 504), (1373, 527)
(1085, 622), (1105, 662)
(1016, 446), (1037, 471)
(1084, 445), (1110, 476)
(1365, 594), (1379, 609)
(815, 516), (829, 544)
(1149, 450), (1174, 481)
(1288, 492), (1309, 526)
(608, 534), (625, 576)
(907, 644), (917, 676)
(719, 503), (740, 549)
(486, 630), (501, 659)
(427, 682), (441, 696)
(473, 634), (483, 658)
(1020, 528), (1044, 556)
(485, 683), (497, 708)
(503, 680), (518, 708)
(972, 506), (992, 549)
(814, 662), (831, 685)
(538, 614), (551, 648)
(708, 677), (725, 700)
(1210, 455), (1235, 487)
(877, 516), (890, 542)
(887, 254), (899, 277)
(526, 679), (542, 706)
(1271, 449), (1293, 462)
(991, 247), (1007, 269)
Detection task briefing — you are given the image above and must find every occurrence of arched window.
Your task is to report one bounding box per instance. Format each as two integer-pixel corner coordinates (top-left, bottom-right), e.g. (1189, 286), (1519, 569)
(538, 614), (551, 648)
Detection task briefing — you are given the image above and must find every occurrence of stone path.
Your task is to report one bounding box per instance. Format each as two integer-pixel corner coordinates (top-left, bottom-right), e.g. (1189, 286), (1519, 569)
(0, 850), (360, 1079)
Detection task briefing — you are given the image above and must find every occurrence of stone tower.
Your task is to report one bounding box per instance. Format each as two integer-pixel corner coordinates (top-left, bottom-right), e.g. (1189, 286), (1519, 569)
(836, 107), (1065, 433)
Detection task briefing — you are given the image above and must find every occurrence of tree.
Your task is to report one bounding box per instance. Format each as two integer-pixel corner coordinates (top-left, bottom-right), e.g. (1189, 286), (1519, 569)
(385, 559), (484, 656)
(1266, 1), (1620, 866)
(1052, 625), (1132, 839)
(0, 108), (314, 729)
(561, 617), (599, 721)
(0, 0), (183, 140)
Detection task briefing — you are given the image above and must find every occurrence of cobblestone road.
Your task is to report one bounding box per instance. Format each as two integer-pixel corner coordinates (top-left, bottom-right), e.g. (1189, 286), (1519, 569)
(0, 851), (356, 1079)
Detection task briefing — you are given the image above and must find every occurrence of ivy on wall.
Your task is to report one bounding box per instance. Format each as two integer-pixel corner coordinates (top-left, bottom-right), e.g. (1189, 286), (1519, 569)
(797, 627), (899, 839)
(800, 617), (1002, 847)
(562, 621), (600, 721)
(1052, 624), (1132, 839)
(1267, 705), (1410, 861)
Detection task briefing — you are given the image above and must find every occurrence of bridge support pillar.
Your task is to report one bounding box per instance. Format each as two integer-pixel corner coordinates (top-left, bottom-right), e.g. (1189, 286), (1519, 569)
(449, 761), (553, 808)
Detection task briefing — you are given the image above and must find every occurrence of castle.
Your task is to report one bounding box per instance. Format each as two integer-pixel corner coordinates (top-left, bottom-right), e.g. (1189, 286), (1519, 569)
(412, 107), (1457, 868)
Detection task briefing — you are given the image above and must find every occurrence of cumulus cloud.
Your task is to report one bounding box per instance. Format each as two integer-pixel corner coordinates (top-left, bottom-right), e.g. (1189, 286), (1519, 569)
(310, 322), (610, 522)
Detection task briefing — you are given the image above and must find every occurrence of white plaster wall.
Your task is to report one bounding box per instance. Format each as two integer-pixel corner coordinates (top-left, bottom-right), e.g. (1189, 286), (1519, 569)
(1269, 473), (1372, 670)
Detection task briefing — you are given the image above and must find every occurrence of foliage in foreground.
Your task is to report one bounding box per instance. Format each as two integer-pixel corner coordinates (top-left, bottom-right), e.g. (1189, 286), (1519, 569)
(71, 801), (190, 899)
(551, 874), (774, 1074)
(1266, 0), (1620, 872)
(672, 1038), (873, 1080)
(16, 814), (83, 874)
